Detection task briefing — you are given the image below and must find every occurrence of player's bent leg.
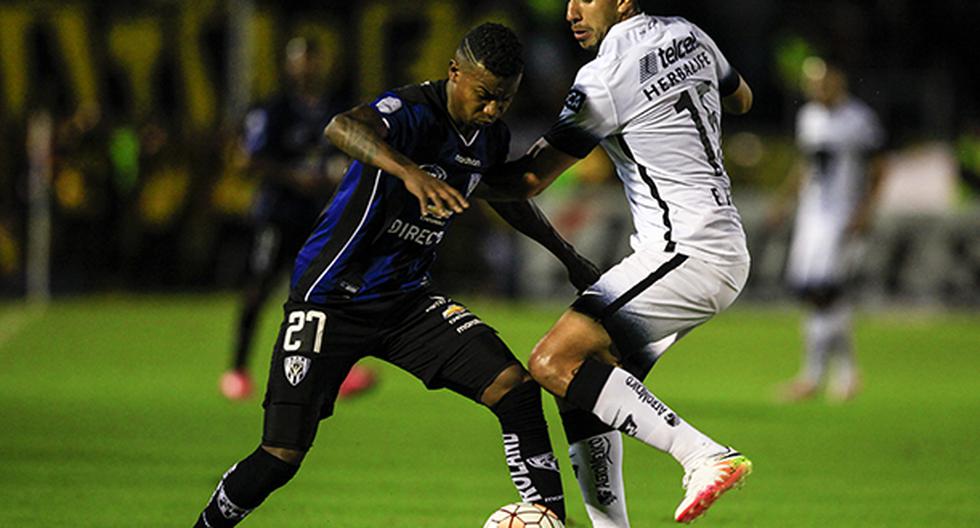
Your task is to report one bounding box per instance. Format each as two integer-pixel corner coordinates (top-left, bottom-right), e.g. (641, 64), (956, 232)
(484, 368), (566, 522)
(194, 446), (302, 527)
(528, 309), (612, 398)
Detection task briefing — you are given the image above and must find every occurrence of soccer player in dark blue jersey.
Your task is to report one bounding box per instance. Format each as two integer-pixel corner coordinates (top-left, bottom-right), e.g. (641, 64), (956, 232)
(193, 23), (598, 527)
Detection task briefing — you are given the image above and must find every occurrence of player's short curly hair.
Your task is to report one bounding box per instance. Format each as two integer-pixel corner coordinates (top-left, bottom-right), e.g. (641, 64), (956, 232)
(458, 23), (524, 78)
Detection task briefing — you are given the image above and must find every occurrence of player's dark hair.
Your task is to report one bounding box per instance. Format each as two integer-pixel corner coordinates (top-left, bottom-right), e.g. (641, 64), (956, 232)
(458, 23), (524, 78)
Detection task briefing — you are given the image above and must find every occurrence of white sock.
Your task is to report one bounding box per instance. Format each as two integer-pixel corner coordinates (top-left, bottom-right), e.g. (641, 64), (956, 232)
(568, 431), (629, 528)
(827, 304), (857, 387)
(801, 308), (834, 384)
(591, 367), (723, 472)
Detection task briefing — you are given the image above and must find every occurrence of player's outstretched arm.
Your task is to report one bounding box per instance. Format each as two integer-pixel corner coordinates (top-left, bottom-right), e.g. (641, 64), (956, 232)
(483, 138), (581, 200)
(723, 74), (753, 115)
(325, 105), (468, 217)
(486, 199), (600, 292)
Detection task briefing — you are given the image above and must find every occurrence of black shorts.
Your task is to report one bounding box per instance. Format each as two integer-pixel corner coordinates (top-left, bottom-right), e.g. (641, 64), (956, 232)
(261, 288), (521, 450)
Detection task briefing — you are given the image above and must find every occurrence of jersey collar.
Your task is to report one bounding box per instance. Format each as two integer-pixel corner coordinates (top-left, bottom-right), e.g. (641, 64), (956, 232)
(598, 13), (654, 57)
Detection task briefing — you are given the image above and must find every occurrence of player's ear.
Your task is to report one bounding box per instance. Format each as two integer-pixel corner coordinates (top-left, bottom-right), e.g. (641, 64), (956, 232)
(448, 59), (460, 80)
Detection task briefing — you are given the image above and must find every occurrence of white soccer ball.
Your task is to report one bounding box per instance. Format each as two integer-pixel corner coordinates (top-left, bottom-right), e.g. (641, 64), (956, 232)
(482, 502), (564, 528)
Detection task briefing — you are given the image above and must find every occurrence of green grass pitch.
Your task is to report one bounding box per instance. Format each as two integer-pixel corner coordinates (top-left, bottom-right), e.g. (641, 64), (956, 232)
(1, 295), (978, 527)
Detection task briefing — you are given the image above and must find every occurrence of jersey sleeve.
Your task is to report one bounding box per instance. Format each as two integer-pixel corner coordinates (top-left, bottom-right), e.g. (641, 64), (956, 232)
(692, 23), (740, 97)
(369, 91), (424, 153)
(543, 66), (620, 159)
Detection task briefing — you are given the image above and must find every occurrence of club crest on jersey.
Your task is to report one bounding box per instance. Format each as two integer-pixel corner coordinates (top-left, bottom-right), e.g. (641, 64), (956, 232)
(375, 96), (402, 114)
(564, 88), (586, 113)
(284, 355), (310, 386)
(420, 164), (448, 181)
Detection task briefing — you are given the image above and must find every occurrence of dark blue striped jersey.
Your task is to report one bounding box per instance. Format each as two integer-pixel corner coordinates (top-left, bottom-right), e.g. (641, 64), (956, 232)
(290, 80), (510, 303)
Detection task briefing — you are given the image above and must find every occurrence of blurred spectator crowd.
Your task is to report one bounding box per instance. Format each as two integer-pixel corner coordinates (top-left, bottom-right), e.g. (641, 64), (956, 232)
(0, 0), (978, 304)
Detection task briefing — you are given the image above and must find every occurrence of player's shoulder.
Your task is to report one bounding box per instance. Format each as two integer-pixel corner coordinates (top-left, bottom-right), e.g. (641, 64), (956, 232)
(375, 81), (444, 119)
(842, 97), (878, 120)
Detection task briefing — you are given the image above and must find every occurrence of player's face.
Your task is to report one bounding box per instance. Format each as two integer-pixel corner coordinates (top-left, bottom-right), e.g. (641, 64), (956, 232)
(567, 0), (627, 51)
(447, 60), (522, 129)
(804, 68), (848, 107)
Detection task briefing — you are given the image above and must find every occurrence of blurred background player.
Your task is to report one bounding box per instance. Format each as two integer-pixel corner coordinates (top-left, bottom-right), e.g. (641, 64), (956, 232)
(220, 36), (377, 400)
(769, 58), (887, 402)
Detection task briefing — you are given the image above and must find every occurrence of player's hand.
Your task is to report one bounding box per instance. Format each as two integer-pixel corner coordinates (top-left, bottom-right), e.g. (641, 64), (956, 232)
(402, 167), (469, 218)
(563, 251), (601, 293)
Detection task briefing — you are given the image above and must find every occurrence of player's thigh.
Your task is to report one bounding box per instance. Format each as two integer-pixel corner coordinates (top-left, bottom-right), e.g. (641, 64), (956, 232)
(262, 301), (367, 451)
(574, 251), (748, 372)
(381, 293), (521, 404)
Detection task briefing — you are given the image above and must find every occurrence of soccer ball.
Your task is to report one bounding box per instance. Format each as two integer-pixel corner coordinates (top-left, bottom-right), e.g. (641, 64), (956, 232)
(482, 502), (564, 528)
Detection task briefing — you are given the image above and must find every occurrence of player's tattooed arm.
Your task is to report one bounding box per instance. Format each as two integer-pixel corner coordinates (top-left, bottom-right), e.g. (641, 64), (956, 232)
(486, 200), (600, 292)
(325, 105), (468, 217)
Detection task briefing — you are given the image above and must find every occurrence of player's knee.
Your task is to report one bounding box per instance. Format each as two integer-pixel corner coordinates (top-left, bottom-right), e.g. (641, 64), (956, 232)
(488, 377), (544, 425)
(481, 363), (532, 407)
(528, 340), (566, 387)
(261, 445), (306, 467)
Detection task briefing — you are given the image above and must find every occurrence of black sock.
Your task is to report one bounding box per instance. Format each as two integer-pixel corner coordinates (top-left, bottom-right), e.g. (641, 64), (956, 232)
(195, 447), (299, 527)
(564, 358), (614, 413)
(490, 381), (566, 521)
(232, 302), (260, 370)
(560, 408), (614, 445)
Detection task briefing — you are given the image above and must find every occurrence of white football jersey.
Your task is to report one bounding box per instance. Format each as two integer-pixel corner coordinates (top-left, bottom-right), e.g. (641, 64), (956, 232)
(545, 14), (748, 264)
(795, 98), (884, 229)
(786, 97), (884, 286)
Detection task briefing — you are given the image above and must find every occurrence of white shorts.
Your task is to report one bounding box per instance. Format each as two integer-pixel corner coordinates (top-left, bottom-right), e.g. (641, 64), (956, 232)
(572, 250), (749, 375)
(785, 214), (847, 288)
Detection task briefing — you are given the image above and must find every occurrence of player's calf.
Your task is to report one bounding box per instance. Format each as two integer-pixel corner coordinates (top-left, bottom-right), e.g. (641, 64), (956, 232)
(194, 446), (300, 527)
(489, 379), (566, 522)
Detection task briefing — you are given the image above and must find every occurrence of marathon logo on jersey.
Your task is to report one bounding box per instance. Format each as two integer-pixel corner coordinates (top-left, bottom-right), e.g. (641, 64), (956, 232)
(387, 219), (445, 246)
(587, 436), (619, 506)
(284, 355), (311, 386)
(625, 376), (678, 427)
(563, 88), (586, 113)
(503, 433), (544, 502)
(527, 452), (561, 473)
(454, 154), (482, 168)
(375, 96), (402, 114)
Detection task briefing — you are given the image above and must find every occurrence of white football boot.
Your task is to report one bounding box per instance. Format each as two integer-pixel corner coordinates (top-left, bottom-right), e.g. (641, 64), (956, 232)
(674, 448), (752, 523)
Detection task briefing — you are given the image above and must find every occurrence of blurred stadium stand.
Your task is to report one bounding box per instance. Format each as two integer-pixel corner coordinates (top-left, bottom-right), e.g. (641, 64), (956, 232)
(0, 0), (977, 305)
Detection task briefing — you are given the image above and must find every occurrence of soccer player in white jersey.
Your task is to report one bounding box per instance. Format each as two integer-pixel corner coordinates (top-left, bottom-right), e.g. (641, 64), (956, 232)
(489, 0), (754, 524)
(771, 58), (887, 402)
